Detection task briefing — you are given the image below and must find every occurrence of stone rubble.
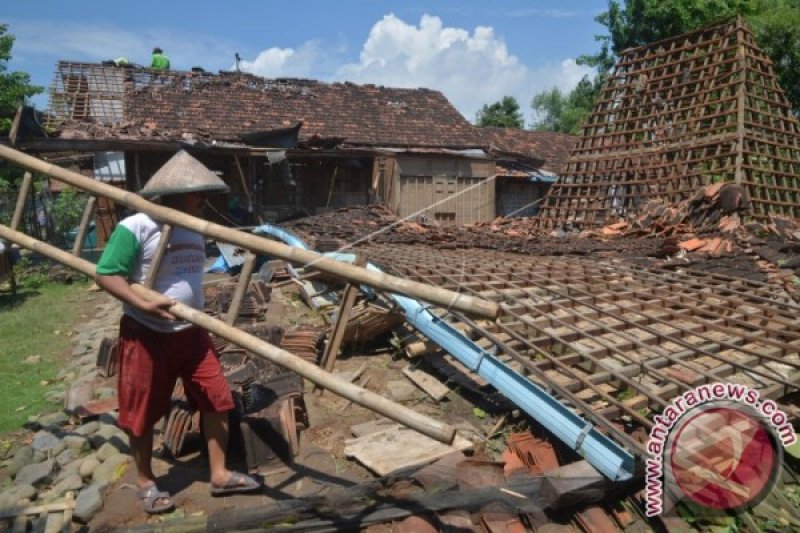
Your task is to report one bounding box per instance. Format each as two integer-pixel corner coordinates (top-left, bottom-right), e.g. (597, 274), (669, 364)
(0, 295), (127, 524)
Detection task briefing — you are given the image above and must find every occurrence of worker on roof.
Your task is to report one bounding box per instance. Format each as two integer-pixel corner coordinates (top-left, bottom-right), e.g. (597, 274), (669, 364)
(150, 47), (170, 70)
(95, 151), (261, 514)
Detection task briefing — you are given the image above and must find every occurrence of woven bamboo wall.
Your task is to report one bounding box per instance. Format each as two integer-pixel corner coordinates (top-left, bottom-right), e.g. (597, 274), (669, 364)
(537, 17), (800, 229)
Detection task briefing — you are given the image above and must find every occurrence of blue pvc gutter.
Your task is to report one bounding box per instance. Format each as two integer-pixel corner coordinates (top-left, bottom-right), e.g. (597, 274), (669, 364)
(252, 224), (310, 250)
(255, 224), (636, 481)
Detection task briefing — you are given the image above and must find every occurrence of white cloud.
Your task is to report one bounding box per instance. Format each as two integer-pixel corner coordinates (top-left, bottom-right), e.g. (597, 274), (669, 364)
(335, 14), (594, 124)
(238, 41), (322, 78)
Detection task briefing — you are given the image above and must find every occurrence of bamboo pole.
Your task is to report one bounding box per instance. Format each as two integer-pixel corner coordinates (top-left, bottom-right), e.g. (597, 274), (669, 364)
(0, 224), (456, 444)
(0, 145), (498, 319)
(71, 196), (96, 256)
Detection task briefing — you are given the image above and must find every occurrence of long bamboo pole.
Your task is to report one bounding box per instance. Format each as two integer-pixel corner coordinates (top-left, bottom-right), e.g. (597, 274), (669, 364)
(0, 224), (456, 444)
(0, 145), (498, 319)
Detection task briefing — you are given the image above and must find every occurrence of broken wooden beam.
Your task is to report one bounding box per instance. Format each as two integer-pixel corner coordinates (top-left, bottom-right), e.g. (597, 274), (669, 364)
(225, 252), (257, 325)
(316, 254), (367, 394)
(402, 365), (449, 401)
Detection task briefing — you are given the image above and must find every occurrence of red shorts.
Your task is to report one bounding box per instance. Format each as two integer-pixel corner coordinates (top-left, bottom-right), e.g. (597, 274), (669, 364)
(117, 315), (234, 437)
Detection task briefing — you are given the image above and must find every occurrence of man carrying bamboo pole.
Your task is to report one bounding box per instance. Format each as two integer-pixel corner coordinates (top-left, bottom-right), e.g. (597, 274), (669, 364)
(95, 151), (261, 514)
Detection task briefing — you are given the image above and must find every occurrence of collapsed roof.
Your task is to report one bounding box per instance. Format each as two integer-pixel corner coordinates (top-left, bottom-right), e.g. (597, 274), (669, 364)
(46, 65), (485, 150)
(538, 17), (800, 228)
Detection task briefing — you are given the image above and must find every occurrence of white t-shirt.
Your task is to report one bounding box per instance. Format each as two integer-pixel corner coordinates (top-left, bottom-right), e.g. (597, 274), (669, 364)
(96, 213), (205, 332)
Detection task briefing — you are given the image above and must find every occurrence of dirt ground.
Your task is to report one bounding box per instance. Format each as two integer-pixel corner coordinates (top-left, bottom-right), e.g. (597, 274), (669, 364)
(90, 355), (491, 532)
(87, 282), (496, 532)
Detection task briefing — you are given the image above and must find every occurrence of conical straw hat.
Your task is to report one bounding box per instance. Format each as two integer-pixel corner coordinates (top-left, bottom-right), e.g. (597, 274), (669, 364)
(139, 150), (230, 197)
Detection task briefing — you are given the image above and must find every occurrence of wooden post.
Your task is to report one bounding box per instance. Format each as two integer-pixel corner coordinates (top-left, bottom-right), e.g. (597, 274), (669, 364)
(10, 172), (33, 232)
(133, 152), (142, 190)
(0, 224), (456, 444)
(225, 252), (257, 325)
(143, 223), (172, 289)
(71, 196), (96, 256)
(61, 492), (74, 533)
(316, 254), (367, 394)
(0, 144), (499, 319)
(233, 155), (253, 214)
(5, 171), (34, 296)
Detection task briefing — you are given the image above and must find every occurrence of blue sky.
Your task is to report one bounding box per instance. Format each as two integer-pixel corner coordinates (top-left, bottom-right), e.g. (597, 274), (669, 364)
(5, 1), (608, 124)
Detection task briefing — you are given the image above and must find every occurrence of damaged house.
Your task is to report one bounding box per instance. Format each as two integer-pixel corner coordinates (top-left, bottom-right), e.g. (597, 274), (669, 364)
(481, 128), (576, 217)
(16, 64), (536, 235)
(2, 16), (800, 531)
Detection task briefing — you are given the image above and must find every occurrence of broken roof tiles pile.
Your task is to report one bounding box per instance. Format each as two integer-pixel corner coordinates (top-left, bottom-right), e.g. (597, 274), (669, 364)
(538, 17), (800, 228)
(285, 204), (668, 258)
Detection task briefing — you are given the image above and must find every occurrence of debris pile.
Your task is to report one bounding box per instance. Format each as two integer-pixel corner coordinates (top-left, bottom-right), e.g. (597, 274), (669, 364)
(587, 183), (750, 255)
(285, 204), (667, 257)
(746, 215), (800, 295)
(56, 118), (217, 143)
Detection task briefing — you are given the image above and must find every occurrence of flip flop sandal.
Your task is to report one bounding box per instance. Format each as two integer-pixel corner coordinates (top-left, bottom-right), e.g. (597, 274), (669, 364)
(210, 472), (261, 497)
(138, 484), (175, 514)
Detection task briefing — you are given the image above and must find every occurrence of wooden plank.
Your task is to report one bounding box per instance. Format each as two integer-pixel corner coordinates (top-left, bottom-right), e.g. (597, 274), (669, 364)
(296, 279), (338, 310)
(350, 418), (397, 438)
(317, 254), (368, 381)
(344, 424), (473, 476)
(0, 499), (75, 520)
(402, 365), (450, 401)
(61, 492), (74, 533)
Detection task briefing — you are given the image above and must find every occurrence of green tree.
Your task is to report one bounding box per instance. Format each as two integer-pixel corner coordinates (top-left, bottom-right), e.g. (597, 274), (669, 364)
(580, 0), (800, 114)
(580, 0), (757, 74)
(749, 1), (800, 115)
(475, 96), (524, 128)
(0, 24), (42, 192)
(530, 76), (598, 134)
(0, 24), (42, 135)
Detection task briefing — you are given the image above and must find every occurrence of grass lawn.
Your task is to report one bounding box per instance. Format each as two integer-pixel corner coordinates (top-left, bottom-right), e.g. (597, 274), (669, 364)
(0, 281), (89, 434)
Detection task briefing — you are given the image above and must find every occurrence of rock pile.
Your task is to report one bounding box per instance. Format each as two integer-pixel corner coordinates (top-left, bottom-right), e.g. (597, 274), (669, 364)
(0, 295), (128, 526)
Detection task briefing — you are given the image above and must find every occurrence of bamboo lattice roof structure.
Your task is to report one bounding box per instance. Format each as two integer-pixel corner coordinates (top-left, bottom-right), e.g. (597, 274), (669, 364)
(537, 17), (800, 228)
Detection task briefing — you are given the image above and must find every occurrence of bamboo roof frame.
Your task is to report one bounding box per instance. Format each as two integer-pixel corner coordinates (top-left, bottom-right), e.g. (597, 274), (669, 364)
(538, 17), (800, 228)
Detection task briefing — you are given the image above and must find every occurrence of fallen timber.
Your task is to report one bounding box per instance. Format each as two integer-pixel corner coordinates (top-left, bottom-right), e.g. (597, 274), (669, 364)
(0, 224), (456, 444)
(0, 144), (498, 319)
